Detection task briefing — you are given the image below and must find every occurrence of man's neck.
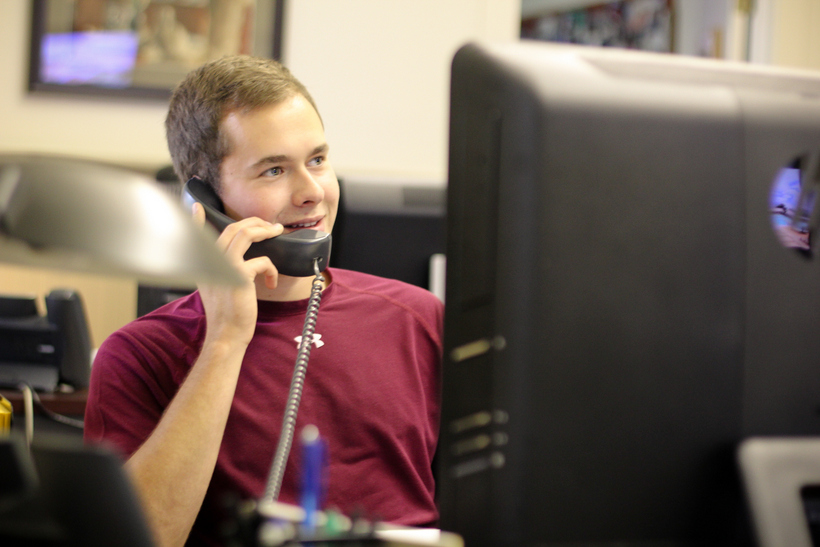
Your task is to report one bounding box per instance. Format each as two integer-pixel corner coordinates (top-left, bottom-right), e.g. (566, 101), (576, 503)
(254, 270), (329, 302)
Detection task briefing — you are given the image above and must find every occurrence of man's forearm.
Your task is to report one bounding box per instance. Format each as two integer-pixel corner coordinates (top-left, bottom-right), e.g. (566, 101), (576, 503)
(125, 337), (247, 547)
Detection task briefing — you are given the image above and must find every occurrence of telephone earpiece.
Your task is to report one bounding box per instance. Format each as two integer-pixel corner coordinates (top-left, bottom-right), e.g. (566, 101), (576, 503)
(182, 177), (332, 277)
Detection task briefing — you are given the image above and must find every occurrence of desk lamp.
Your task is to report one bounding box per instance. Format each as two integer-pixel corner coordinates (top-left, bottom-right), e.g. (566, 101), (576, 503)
(0, 154), (241, 547)
(0, 154), (241, 287)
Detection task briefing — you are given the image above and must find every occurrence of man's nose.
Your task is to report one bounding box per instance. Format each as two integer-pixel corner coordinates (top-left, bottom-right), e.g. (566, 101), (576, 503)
(291, 168), (324, 205)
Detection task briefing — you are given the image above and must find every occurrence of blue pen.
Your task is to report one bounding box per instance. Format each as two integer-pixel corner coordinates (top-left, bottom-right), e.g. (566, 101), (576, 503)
(300, 424), (326, 535)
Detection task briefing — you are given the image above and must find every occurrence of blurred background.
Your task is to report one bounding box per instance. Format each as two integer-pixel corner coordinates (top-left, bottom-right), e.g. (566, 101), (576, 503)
(0, 0), (816, 348)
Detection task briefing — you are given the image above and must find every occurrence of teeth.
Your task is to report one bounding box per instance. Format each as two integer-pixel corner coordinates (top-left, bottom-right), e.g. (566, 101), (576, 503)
(289, 220), (318, 228)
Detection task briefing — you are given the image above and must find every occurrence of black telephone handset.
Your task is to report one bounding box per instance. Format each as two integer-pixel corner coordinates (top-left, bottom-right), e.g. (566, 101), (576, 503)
(181, 177), (332, 277)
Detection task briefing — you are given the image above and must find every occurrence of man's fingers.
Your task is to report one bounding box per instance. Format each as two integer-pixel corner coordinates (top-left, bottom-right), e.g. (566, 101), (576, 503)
(191, 202), (206, 227)
(245, 256), (279, 290)
(217, 219), (284, 257)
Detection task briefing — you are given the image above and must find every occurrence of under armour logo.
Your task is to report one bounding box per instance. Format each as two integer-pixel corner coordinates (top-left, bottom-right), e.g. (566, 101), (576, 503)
(295, 333), (325, 348)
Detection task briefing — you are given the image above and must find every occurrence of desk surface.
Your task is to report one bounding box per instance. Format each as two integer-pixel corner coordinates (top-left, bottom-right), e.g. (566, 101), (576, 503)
(0, 388), (87, 416)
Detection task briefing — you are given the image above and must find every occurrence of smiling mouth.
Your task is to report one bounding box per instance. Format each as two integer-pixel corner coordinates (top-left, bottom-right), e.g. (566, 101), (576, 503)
(284, 219), (321, 230)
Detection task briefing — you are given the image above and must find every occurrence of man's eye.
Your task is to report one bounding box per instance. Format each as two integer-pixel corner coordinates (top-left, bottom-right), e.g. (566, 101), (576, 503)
(262, 166), (283, 176)
(309, 156), (325, 166)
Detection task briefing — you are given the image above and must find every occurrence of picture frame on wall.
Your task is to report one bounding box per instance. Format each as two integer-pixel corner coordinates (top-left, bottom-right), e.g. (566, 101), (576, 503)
(28, 0), (285, 99)
(521, 0), (674, 53)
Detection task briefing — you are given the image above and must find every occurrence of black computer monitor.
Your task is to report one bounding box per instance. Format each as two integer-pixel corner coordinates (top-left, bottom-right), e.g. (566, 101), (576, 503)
(0, 434), (155, 546)
(437, 41), (820, 546)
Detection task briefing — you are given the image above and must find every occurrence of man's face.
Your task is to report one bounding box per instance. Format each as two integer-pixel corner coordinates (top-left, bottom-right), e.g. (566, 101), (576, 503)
(218, 94), (339, 237)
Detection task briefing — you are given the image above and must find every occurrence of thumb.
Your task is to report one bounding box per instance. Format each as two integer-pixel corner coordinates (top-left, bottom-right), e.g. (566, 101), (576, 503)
(191, 202), (206, 227)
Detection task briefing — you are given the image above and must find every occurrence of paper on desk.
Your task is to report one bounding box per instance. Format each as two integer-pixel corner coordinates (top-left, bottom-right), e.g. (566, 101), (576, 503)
(374, 525), (463, 547)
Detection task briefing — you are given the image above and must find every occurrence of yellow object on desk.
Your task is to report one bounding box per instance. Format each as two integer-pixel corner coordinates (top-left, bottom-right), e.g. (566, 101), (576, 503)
(0, 394), (11, 435)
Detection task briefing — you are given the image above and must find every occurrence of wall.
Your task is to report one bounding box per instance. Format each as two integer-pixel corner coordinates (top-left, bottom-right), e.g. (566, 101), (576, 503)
(769, 0), (820, 71)
(0, 0), (520, 347)
(0, 0), (521, 181)
(285, 0), (520, 184)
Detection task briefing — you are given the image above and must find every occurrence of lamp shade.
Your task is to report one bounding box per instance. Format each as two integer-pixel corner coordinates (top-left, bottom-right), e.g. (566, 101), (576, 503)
(0, 155), (241, 287)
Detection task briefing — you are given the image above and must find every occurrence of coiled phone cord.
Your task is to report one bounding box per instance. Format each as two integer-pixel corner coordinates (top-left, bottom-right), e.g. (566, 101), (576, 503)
(262, 259), (325, 503)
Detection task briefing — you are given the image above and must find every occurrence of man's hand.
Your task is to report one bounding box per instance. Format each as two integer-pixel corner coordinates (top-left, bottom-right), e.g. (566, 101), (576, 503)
(192, 202), (282, 346)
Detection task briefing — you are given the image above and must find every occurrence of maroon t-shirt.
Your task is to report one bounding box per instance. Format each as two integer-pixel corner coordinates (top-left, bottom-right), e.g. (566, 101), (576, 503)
(84, 268), (443, 545)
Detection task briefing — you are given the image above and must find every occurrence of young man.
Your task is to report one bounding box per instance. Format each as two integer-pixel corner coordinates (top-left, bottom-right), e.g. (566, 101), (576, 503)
(84, 56), (443, 547)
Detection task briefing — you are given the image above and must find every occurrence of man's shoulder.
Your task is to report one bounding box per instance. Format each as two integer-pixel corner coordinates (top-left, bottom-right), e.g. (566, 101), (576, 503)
(328, 268), (443, 325)
(105, 291), (205, 346)
(327, 268), (443, 341)
(329, 268), (440, 305)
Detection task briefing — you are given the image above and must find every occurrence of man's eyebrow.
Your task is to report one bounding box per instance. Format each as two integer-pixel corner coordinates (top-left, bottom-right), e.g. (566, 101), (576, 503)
(252, 154), (289, 168)
(310, 143), (330, 156)
(250, 144), (329, 170)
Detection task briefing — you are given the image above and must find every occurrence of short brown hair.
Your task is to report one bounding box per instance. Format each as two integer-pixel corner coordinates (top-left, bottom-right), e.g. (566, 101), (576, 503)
(165, 55), (319, 193)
